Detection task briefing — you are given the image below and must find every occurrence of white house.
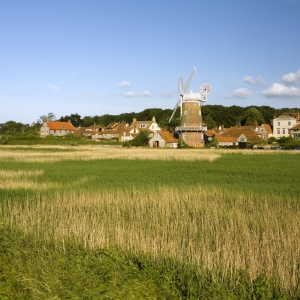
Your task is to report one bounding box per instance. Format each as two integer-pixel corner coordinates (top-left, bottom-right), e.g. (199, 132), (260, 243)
(272, 113), (298, 138)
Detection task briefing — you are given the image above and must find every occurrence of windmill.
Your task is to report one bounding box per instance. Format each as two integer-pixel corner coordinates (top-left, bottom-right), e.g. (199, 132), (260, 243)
(169, 66), (196, 123)
(169, 67), (211, 147)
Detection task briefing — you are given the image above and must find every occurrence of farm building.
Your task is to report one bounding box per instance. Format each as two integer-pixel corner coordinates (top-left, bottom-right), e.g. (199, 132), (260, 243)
(40, 119), (76, 137)
(149, 131), (178, 148)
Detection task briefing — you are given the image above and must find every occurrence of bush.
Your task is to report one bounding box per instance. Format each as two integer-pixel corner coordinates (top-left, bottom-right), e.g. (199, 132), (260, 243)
(130, 131), (150, 147)
(177, 140), (188, 148)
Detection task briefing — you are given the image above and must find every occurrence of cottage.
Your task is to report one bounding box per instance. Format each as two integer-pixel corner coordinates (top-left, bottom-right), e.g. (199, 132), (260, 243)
(149, 131), (178, 148)
(40, 119), (76, 137)
(119, 116), (161, 142)
(255, 124), (273, 141)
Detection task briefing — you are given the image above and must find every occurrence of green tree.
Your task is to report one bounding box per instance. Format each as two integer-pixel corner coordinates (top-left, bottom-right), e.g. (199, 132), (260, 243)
(130, 130), (150, 146)
(38, 112), (56, 124)
(240, 107), (265, 126)
(59, 113), (82, 127)
(205, 137), (219, 148)
(203, 115), (216, 129)
(177, 140), (188, 148)
(82, 116), (94, 127)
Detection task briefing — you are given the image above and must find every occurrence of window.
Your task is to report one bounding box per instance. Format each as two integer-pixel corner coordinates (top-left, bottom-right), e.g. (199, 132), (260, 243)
(140, 124), (146, 128)
(283, 129), (285, 134)
(184, 110), (188, 115)
(277, 129), (280, 134)
(278, 122), (280, 126)
(288, 121), (291, 126)
(184, 123), (187, 127)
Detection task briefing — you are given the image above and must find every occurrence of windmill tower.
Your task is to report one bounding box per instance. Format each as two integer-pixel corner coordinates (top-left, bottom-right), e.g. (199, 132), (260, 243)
(169, 67), (210, 147)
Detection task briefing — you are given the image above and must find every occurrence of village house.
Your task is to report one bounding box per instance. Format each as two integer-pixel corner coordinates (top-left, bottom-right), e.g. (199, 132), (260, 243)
(75, 124), (103, 138)
(40, 119), (76, 137)
(254, 123), (273, 141)
(149, 130), (178, 148)
(119, 116), (161, 142)
(205, 126), (261, 148)
(272, 113), (299, 138)
(289, 123), (300, 140)
(93, 121), (128, 141)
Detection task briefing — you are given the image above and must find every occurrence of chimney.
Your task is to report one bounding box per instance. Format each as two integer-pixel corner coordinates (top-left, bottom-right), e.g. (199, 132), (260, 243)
(152, 116), (156, 123)
(133, 118), (137, 123)
(68, 119), (71, 124)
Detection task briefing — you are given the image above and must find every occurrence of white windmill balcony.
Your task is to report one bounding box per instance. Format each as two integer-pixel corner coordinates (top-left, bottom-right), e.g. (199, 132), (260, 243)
(175, 125), (207, 132)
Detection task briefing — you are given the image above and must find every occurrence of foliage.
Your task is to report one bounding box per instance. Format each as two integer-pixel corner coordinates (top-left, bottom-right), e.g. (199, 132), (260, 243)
(58, 113), (83, 127)
(130, 130), (150, 146)
(268, 136), (278, 144)
(239, 107), (266, 126)
(205, 137), (219, 148)
(278, 136), (300, 149)
(177, 140), (189, 148)
(38, 112), (56, 123)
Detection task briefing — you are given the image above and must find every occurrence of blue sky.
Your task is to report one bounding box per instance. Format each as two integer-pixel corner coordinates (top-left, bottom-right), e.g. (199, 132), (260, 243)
(1, 0), (300, 124)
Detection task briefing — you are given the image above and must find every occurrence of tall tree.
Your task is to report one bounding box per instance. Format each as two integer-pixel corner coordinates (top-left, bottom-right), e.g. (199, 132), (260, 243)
(59, 113), (82, 127)
(240, 107), (265, 126)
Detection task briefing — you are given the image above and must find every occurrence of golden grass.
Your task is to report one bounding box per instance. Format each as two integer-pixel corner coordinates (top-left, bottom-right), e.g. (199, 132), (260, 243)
(0, 145), (298, 163)
(1, 186), (299, 290)
(0, 169), (89, 190)
(0, 145), (222, 162)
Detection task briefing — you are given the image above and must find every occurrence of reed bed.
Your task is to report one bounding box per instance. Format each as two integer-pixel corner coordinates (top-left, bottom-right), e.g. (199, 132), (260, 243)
(1, 145), (298, 164)
(1, 186), (299, 293)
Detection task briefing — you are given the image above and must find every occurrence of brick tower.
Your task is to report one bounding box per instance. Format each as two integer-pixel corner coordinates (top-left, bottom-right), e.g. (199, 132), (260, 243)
(169, 67), (210, 147)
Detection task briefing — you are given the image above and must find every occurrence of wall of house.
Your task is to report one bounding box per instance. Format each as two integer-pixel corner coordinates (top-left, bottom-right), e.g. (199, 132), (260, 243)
(273, 117), (297, 138)
(149, 133), (166, 148)
(40, 124), (49, 137)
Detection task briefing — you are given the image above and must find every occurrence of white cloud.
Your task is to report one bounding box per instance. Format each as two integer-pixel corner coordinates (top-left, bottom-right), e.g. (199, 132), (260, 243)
(117, 81), (131, 87)
(47, 84), (60, 91)
(226, 88), (253, 99)
(159, 90), (173, 98)
(282, 70), (300, 84)
(261, 83), (300, 98)
(124, 91), (150, 97)
(243, 76), (265, 85)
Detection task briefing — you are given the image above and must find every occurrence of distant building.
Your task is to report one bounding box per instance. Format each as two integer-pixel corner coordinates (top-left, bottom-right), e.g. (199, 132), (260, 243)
(272, 113), (299, 138)
(149, 130), (178, 148)
(40, 119), (76, 137)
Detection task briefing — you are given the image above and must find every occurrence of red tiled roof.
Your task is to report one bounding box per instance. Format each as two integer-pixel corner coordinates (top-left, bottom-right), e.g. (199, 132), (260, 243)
(46, 122), (75, 130)
(158, 131), (178, 143)
(263, 124), (272, 134)
(215, 135), (236, 143)
(290, 123), (300, 130)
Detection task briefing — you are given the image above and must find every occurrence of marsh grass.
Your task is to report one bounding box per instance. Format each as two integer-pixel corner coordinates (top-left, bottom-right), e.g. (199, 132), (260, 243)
(1, 187), (300, 293)
(1, 146), (300, 298)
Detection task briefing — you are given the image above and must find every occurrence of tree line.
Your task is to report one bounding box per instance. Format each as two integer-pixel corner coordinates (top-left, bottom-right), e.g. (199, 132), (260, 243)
(1, 105), (299, 135)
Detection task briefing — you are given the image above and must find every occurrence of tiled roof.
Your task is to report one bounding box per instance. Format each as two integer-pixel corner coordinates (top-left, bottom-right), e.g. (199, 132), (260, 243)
(289, 123), (300, 130)
(215, 135), (236, 143)
(46, 122), (75, 130)
(205, 130), (217, 137)
(263, 124), (272, 134)
(158, 131), (178, 143)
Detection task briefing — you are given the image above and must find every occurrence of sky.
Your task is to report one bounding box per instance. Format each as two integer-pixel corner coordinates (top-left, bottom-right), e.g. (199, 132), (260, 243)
(1, 0), (300, 124)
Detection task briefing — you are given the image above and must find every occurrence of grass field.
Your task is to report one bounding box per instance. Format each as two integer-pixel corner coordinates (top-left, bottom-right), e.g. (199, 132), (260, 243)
(1, 146), (300, 299)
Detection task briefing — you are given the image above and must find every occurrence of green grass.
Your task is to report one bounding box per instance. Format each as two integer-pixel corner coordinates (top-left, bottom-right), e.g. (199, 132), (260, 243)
(1, 148), (300, 299)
